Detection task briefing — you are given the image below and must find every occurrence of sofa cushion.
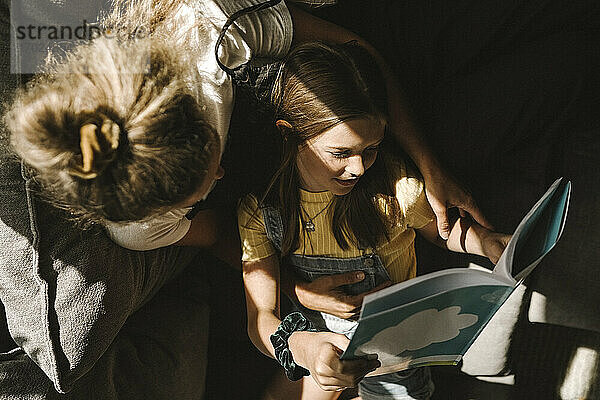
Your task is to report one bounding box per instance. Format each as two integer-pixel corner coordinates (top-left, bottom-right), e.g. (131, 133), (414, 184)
(0, 262), (211, 400)
(0, 1), (204, 393)
(0, 150), (203, 395)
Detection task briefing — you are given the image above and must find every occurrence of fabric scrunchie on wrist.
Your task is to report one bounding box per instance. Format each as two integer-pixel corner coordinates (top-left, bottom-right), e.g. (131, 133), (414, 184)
(270, 312), (317, 381)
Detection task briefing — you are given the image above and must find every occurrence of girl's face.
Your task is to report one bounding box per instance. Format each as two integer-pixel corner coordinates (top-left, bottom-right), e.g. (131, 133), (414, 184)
(296, 118), (385, 195)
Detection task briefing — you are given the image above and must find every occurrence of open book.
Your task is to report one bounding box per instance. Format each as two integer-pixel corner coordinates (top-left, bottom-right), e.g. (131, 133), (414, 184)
(340, 177), (571, 376)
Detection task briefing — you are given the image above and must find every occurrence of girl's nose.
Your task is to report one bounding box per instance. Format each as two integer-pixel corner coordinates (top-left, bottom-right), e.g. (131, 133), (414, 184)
(346, 155), (365, 177)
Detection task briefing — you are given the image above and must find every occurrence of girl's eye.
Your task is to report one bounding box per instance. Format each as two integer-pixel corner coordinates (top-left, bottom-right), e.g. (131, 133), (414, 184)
(330, 151), (350, 159)
(329, 146), (379, 159)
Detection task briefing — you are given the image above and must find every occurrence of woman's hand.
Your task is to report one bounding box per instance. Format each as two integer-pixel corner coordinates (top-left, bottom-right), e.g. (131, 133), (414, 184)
(422, 166), (493, 240)
(481, 232), (512, 264)
(294, 271), (392, 319)
(289, 331), (380, 391)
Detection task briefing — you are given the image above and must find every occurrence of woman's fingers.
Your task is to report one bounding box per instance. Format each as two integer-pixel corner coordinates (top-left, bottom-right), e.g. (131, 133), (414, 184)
(424, 169), (493, 239)
(429, 196), (451, 240)
(457, 196), (494, 232)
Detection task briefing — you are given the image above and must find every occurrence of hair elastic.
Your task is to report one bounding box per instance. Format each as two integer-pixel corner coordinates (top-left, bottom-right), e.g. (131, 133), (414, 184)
(270, 312), (317, 381)
(72, 119), (121, 179)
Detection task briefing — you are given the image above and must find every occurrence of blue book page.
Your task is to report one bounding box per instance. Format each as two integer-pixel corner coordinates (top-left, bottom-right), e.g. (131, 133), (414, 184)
(341, 285), (513, 373)
(493, 177), (571, 281)
(360, 268), (512, 318)
(511, 181), (570, 279)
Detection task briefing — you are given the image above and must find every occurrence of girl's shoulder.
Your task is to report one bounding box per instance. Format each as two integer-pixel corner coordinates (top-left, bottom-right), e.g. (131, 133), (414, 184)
(238, 193), (271, 230)
(377, 152), (425, 203)
(376, 154), (430, 228)
(387, 156), (425, 205)
(239, 193), (261, 213)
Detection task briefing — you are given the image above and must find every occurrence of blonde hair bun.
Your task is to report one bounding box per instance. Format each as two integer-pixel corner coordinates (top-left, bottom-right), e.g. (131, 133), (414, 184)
(69, 117), (123, 180)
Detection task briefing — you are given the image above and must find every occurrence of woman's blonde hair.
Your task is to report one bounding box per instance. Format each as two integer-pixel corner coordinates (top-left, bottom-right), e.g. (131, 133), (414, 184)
(264, 41), (395, 255)
(5, 1), (217, 224)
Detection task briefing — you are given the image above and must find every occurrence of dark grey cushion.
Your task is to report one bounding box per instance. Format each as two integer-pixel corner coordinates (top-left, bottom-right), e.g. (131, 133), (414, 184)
(0, 264), (211, 400)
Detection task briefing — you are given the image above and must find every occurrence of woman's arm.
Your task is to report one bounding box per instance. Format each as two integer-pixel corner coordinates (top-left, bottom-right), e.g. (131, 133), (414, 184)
(418, 218), (511, 264)
(176, 208), (243, 269)
(175, 209), (221, 248)
(287, 4), (491, 239)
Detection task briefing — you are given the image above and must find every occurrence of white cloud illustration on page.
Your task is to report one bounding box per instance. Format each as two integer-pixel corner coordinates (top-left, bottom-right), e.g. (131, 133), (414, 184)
(355, 306), (478, 366)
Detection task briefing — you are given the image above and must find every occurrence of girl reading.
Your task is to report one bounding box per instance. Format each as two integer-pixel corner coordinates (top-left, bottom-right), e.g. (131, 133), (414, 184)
(238, 41), (511, 400)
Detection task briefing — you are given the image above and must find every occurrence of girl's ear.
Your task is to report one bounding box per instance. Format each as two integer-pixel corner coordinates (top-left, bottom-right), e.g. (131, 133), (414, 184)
(275, 119), (293, 132)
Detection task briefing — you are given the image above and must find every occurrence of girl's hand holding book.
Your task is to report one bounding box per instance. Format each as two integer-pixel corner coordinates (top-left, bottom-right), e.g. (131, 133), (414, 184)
(481, 231), (512, 265)
(420, 216), (511, 264)
(288, 330), (381, 391)
(294, 272), (392, 320)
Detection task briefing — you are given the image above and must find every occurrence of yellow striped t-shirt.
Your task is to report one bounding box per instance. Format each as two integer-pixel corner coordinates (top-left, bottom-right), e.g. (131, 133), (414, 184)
(237, 159), (434, 283)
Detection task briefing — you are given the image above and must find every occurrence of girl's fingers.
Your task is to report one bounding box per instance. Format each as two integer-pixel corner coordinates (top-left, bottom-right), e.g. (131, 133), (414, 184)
(323, 270), (366, 289)
(324, 333), (350, 353)
(340, 359), (380, 380)
(317, 337), (380, 387)
(355, 280), (393, 299)
(315, 357), (379, 390)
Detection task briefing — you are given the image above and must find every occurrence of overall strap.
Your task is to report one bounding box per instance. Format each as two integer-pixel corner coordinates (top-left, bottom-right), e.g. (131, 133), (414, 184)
(261, 205), (284, 252)
(214, 0), (283, 83)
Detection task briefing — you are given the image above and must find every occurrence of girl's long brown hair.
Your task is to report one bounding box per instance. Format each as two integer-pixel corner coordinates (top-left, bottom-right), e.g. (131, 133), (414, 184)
(264, 41), (396, 256)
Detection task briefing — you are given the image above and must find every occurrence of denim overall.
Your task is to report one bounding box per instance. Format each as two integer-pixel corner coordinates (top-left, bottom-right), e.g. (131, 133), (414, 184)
(262, 205), (434, 400)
